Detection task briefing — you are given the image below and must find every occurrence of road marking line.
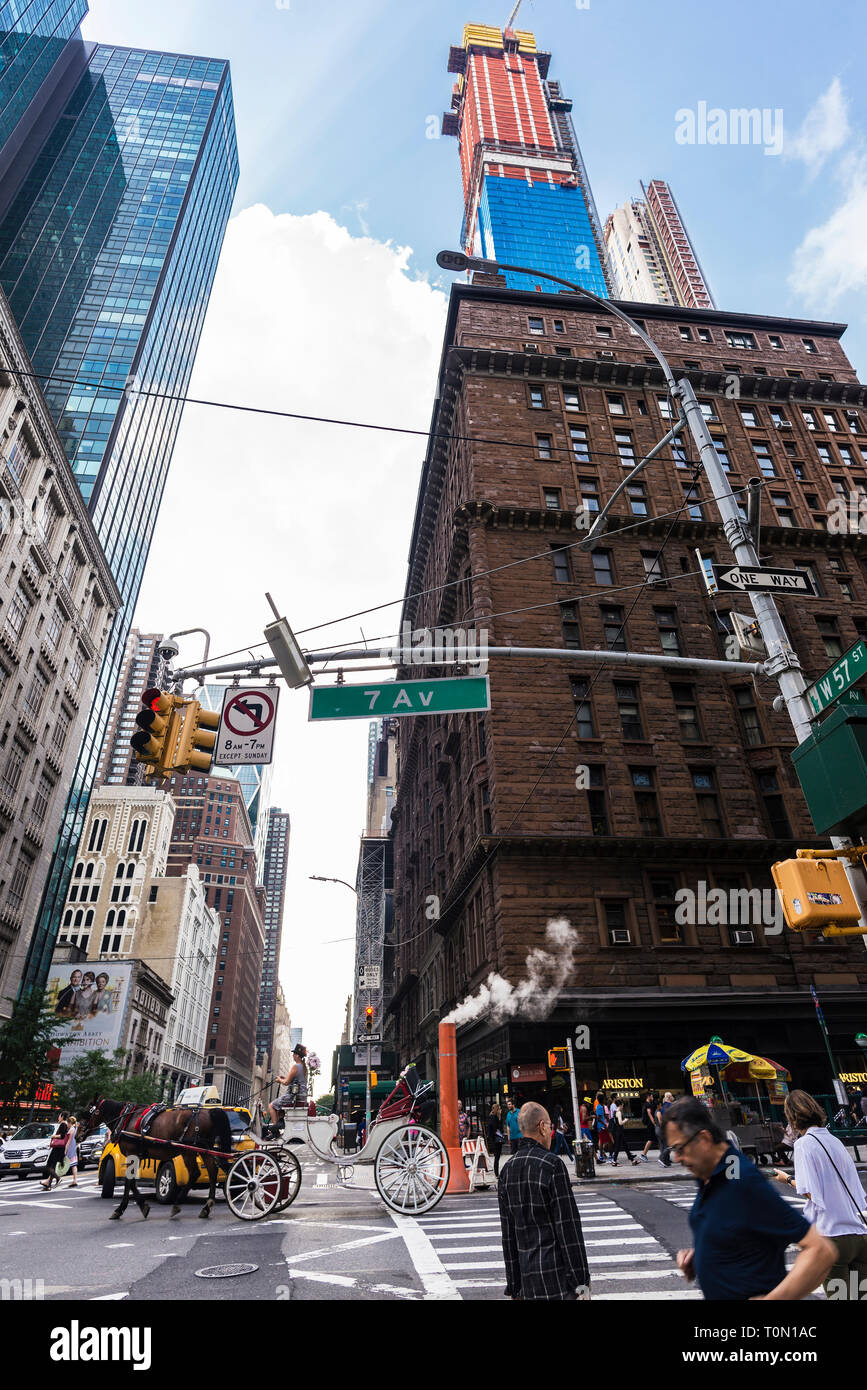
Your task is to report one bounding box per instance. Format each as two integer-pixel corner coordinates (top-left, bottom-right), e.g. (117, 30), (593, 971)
(594, 1289), (702, 1300)
(387, 1209), (462, 1301)
(283, 1269), (419, 1299)
(0, 1200), (72, 1209)
(105, 1243), (134, 1249)
(285, 1230), (401, 1264)
(90, 1292), (130, 1300)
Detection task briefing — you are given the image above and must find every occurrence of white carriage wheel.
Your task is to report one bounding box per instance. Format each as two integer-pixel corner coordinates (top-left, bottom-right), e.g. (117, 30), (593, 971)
(374, 1126), (449, 1215)
(274, 1149), (302, 1211)
(224, 1150), (284, 1221)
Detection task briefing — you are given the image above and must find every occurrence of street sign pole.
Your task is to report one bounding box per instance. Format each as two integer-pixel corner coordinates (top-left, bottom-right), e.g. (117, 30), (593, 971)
(365, 1037), (371, 1138)
(675, 377), (867, 943)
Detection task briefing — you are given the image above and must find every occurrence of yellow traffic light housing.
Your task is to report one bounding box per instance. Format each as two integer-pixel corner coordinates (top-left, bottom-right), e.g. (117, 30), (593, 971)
(364, 1006), (374, 1034)
(130, 688), (183, 775)
(547, 1047), (569, 1072)
(175, 700), (220, 775)
(370, 1071), (378, 1088)
(771, 854), (864, 936)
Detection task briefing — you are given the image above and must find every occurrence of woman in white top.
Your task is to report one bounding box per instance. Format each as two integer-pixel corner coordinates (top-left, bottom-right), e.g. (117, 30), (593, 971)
(773, 1089), (867, 1300)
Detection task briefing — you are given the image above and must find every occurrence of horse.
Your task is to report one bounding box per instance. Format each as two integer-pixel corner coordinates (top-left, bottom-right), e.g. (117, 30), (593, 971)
(81, 1096), (233, 1221)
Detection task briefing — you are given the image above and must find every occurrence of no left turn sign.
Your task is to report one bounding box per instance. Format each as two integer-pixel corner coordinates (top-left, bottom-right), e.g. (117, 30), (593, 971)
(215, 686), (280, 767)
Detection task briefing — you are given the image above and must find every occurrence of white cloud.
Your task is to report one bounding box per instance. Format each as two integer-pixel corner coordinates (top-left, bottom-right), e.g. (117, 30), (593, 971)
(788, 154), (867, 303)
(133, 204), (447, 1068)
(784, 77), (850, 176)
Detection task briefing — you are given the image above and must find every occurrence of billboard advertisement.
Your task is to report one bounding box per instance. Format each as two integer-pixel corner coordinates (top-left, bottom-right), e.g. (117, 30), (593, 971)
(45, 961), (134, 1065)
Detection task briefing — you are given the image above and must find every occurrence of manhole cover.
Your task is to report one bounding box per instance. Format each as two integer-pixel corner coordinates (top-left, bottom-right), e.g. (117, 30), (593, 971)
(195, 1263), (259, 1279)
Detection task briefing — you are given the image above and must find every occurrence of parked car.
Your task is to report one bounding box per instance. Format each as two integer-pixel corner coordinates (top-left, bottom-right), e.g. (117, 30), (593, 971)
(78, 1123), (109, 1170)
(98, 1106), (256, 1203)
(0, 1122), (61, 1179)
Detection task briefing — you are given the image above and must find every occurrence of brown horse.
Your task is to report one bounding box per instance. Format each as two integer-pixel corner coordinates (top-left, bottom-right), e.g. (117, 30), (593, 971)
(81, 1096), (233, 1221)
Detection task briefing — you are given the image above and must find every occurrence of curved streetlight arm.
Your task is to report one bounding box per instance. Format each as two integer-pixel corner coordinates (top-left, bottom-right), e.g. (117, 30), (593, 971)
(309, 874), (358, 896)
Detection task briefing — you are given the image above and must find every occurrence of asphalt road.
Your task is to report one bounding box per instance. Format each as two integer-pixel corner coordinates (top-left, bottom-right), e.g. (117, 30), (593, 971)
(0, 1151), (811, 1303)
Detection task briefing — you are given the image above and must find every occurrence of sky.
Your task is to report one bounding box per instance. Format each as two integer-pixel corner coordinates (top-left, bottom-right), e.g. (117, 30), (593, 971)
(80, 0), (867, 1075)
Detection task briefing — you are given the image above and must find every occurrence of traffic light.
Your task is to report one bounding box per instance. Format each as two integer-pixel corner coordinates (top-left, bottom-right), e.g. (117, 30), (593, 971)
(547, 1047), (569, 1072)
(130, 688), (182, 774)
(364, 1006), (374, 1034)
(174, 700), (221, 775)
(370, 1071), (378, 1088)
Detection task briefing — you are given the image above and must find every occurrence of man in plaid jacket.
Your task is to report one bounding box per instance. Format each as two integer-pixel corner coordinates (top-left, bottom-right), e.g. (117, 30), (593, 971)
(497, 1101), (590, 1300)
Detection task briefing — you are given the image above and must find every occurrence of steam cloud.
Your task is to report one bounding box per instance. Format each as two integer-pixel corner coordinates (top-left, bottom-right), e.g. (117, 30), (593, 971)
(443, 917), (577, 1027)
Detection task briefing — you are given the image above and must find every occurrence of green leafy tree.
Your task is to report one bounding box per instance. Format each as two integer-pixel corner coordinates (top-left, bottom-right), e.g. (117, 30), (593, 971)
(121, 1070), (165, 1106)
(53, 1052), (166, 1114)
(315, 1092), (335, 1112)
(0, 990), (67, 1123)
(52, 1049), (125, 1116)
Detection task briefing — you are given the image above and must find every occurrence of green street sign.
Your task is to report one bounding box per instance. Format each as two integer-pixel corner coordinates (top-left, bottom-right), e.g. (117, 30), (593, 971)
(309, 675), (491, 722)
(807, 639), (867, 716)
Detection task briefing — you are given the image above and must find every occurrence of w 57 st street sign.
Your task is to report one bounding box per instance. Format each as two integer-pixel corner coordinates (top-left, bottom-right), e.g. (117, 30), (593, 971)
(309, 676), (490, 721)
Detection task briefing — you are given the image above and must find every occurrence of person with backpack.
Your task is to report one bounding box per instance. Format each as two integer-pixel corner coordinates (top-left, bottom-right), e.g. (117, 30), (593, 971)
(640, 1092), (656, 1162)
(505, 1098), (522, 1152)
(656, 1091), (674, 1167)
(593, 1091), (612, 1164)
(773, 1089), (867, 1300)
(609, 1093), (641, 1167)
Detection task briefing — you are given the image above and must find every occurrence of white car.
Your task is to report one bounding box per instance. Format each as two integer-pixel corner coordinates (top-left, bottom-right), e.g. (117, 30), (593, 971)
(0, 1121), (62, 1179)
(78, 1123), (109, 1169)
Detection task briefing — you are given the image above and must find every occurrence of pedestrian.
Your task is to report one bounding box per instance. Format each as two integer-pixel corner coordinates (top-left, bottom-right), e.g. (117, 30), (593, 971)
(497, 1101), (590, 1301)
(551, 1107), (570, 1158)
(40, 1117), (69, 1190)
(663, 1096), (835, 1300)
(64, 1115), (80, 1187)
(860, 1092), (867, 1124)
(486, 1103), (504, 1177)
(579, 1097), (593, 1147)
(640, 1092), (656, 1162)
(772, 1090), (867, 1301)
(656, 1091), (674, 1166)
(505, 1098), (522, 1152)
(593, 1091), (612, 1164)
(609, 1093), (640, 1167)
(457, 1101), (469, 1144)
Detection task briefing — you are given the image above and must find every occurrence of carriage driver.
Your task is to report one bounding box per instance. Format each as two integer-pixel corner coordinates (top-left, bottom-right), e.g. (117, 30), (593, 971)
(268, 1044), (308, 1130)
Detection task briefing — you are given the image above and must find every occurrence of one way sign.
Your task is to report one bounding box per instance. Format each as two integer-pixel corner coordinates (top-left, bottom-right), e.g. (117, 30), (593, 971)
(710, 564), (816, 596)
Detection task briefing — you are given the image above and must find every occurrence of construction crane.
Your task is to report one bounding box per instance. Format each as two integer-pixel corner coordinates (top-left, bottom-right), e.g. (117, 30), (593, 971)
(504, 1), (523, 31)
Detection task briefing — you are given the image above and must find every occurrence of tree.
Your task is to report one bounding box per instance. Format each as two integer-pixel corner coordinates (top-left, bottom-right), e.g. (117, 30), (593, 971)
(121, 1070), (165, 1106)
(0, 990), (67, 1124)
(314, 1092), (335, 1112)
(52, 1049), (125, 1116)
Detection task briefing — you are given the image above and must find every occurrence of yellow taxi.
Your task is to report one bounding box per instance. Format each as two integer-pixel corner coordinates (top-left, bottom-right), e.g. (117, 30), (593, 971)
(98, 1104), (257, 1205)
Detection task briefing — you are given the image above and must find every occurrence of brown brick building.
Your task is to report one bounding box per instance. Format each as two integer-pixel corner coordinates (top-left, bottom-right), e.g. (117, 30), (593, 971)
(166, 769), (265, 1105)
(388, 280), (867, 1111)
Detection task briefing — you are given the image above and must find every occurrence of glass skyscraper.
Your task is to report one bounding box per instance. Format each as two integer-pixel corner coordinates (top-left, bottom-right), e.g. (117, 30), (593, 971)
(0, 0), (88, 152)
(0, 36), (238, 990)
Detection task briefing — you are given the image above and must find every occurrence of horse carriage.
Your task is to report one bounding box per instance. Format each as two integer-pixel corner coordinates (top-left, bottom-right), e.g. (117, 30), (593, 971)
(83, 1066), (449, 1223)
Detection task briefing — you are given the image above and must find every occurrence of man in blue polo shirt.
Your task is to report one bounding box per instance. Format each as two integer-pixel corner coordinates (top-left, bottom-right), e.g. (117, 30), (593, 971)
(662, 1097), (835, 1300)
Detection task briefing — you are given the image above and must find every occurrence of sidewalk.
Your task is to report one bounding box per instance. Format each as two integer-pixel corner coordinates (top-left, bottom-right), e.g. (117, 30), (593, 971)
(487, 1146), (867, 1189)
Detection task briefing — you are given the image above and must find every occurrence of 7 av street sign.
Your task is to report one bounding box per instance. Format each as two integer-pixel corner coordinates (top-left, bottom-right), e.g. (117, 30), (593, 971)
(309, 675), (490, 722)
(806, 639), (867, 716)
(711, 564), (816, 596)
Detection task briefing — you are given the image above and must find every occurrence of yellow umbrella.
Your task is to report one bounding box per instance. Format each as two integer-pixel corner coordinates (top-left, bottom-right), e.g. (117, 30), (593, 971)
(681, 1038), (754, 1072)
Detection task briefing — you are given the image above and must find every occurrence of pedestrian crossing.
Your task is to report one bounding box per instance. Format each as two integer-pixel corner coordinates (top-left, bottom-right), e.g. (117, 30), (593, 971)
(417, 1192), (701, 1300)
(633, 1178), (809, 1213)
